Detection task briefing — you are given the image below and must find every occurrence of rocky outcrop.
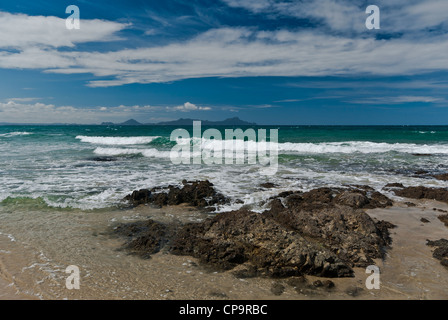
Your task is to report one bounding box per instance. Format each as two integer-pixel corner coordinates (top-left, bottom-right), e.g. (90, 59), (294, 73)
(112, 219), (172, 259)
(391, 186), (448, 203)
(433, 174), (448, 181)
(124, 180), (228, 209)
(170, 209), (354, 278)
(274, 187), (393, 211)
(116, 184), (394, 279)
(438, 214), (448, 227)
(426, 239), (448, 267)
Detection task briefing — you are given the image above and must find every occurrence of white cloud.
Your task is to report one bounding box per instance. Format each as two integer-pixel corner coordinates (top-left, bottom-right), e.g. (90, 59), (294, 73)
(169, 102), (211, 112)
(0, 11), (127, 49)
(347, 96), (445, 105)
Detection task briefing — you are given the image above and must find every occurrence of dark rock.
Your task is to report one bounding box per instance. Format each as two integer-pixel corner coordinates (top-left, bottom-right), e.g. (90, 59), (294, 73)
(88, 156), (117, 162)
(393, 186), (448, 203)
(170, 209), (354, 278)
(116, 185), (395, 281)
(426, 239), (448, 268)
(420, 218), (430, 223)
(412, 153), (432, 157)
(335, 192), (369, 209)
(433, 174), (448, 181)
(112, 219), (171, 259)
(124, 189), (152, 207)
(322, 280), (335, 289)
(438, 214), (448, 227)
(124, 180), (228, 209)
(415, 170), (429, 175)
(260, 183), (278, 189)
(405, 202), (416, 207)
(263, 204), (394, 268)
(383, 183), (404, 189)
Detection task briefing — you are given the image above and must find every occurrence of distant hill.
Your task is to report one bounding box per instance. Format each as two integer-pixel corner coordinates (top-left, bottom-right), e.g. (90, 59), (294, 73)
(155, 117), (257, 126)
(101, 117), (257, 126)
(101, 119), (142, 126)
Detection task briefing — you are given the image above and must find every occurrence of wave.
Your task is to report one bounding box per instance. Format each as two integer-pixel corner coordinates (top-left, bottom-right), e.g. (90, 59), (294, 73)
(94, 147), (172, 158)
(76, 136), (160, 145)
(93, 140), (448, 158)
(0, 131), (33, 137)
(276, 141), (448, 154)
(179, 138), (448, 155)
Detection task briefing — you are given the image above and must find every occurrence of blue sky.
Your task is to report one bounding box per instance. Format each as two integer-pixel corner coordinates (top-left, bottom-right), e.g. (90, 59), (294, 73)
(0, 0), (447, 124)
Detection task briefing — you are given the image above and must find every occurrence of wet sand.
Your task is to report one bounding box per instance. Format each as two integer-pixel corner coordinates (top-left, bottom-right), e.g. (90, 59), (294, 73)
(0, 200), (447, 300)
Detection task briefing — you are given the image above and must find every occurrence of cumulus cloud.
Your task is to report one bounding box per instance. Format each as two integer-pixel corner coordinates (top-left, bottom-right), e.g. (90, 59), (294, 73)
(169, 102), (211, 112)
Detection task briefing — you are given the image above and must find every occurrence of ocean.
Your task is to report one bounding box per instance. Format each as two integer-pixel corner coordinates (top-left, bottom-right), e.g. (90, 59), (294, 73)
(1, 124), (448, 212)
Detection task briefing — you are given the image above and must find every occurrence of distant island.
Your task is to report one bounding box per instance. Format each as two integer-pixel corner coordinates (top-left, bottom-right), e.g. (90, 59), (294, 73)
(101, 117), (257, 126)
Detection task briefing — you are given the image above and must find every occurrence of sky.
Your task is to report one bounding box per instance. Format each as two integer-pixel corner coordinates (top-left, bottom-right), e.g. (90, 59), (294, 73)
(0, 0), (447, 125)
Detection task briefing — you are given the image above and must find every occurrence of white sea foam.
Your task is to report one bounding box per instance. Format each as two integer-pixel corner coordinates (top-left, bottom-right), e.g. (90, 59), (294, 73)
(93, 147), (172, 158)
(76, 136), (160, 145)
(0, 132), (33, 137)
(180, 138), (448, 155)
(276, 141), (448, 154)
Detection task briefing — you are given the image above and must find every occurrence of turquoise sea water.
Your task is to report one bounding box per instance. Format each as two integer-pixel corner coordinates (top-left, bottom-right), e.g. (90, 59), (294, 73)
(0, 125), (447, 211)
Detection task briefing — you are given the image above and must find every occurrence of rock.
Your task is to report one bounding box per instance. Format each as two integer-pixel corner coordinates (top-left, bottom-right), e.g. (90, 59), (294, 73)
(438, 214), (448, 227)
(426, 239), (448, 268)
(170, 209), (354, 278)
(322, 280), (335, 289)
(87, 156), (117, 162)
(384, 183), (405, 189)
(124, 189), (151, 207)
(263, 204), (394, 268)
(405, 202), (416, 207)
(260, 183), (278, 189)
(116, 185), (395, 280)
(433, 174), (448, 181)
(280, 187), (392, 211)
(112, 219), (171, 259)
(393, 186), (448, 203)
(124, 180), (228, 209)
(420, 218), (430, 223)
(335, 192), (369, 208)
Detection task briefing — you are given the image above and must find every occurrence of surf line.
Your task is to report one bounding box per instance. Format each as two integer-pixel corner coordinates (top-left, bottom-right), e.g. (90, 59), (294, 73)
(169, 121), (278, 175)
